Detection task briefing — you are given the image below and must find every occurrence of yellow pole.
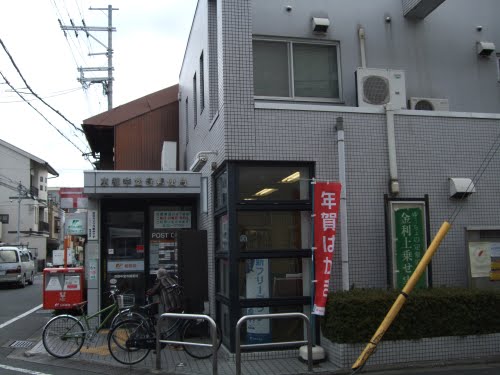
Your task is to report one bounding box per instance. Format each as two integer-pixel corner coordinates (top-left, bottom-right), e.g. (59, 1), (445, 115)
(351, 221), (451, 371)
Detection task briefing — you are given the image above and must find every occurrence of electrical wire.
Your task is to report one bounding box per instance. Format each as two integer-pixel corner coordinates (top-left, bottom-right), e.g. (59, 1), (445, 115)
(0, 38), (84, 135)
(0, 70), (92, 165)
(447, 130), (500, 224)
(0, 87), (82, 103)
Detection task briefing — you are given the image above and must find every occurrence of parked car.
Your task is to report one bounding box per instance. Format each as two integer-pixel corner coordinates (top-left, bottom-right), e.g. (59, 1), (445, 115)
(0, 246), (36, 287)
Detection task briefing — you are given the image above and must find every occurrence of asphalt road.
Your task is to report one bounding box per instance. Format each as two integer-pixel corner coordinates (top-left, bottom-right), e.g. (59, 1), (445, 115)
(0, 274), (126, 375)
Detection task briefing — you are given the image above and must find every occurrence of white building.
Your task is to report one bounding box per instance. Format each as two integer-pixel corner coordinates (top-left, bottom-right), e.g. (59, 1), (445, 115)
(0, 138), (59, 265)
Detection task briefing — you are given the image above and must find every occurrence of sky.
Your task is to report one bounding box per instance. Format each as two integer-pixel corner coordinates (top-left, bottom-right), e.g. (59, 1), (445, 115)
(0, 0), (198, 188)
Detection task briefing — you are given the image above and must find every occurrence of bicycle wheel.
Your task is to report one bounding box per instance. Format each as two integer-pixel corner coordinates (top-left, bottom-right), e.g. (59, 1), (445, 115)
(181, 319), (222, 359)
(108, 319), (151, 365)
(42, 315), (85, 358)
(110, 310), (145, 329)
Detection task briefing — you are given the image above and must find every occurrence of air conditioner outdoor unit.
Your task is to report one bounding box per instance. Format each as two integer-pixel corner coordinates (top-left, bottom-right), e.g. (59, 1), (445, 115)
(356, 68), (406, 109)
(410, 97), (449, 111)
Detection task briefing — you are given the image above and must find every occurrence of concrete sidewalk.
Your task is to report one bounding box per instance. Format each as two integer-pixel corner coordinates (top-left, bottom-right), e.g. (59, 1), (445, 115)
(16, 330), (341, 375)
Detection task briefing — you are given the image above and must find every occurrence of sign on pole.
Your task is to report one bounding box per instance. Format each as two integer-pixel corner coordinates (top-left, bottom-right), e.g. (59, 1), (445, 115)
(312, 182), (342, 316)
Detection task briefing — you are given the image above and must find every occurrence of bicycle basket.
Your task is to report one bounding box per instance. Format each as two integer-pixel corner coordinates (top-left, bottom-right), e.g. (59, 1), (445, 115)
(117, 294), (135, 308)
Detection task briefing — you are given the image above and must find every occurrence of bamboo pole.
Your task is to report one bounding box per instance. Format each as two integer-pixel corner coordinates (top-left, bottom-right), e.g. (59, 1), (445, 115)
(351, 221), (451, 371)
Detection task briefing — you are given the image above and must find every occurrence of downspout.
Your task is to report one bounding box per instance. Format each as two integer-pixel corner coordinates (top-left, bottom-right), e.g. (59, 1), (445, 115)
(386, 106), (400, 194)
(358, 26), (367, 68)
(335, 117), (350, 291)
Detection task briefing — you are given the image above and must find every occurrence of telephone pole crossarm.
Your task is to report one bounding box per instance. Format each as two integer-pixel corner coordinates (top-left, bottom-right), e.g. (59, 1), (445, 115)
(59, 4), (117, 110)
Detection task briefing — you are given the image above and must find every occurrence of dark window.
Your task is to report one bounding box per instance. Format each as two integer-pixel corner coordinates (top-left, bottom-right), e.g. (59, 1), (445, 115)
(253, 39), (340, 100)
(193, 73), (198, 127)
(185, 98), (189, 144)
(238, 165), (310, 201)
(238, 211), (310, 251)
(0, 214), (9, 224)
(216, 214), (229, 252)
(215, 171), (228, 210)
(200, 51), (205, 112)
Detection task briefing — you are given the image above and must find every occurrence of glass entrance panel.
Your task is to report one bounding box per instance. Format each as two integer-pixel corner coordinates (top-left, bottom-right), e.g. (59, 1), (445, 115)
(238, 258), (310, 298)
(104, 211), (145, 306)
(238, 211), (311, 251)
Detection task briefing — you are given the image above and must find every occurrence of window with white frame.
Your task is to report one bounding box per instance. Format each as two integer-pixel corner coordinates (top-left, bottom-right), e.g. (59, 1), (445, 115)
(253, 38), (341, 101)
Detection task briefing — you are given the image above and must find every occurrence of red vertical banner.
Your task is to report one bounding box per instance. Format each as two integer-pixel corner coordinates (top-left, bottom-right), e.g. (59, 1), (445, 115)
(312, 182), (342, 316)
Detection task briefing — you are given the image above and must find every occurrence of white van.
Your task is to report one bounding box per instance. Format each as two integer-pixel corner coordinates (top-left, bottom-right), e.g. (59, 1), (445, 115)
(0, 246), (36, 287)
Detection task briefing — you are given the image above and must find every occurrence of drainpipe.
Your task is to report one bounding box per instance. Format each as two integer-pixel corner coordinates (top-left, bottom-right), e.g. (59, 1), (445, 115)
(358, 26), (367, 68)
(335, 117), (350, 291)
(386, 106), (400, 194)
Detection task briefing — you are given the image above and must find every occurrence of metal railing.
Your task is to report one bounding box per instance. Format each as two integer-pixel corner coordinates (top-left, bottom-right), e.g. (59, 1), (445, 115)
(235, 312), (313, 375)
(155, 312), (218, 375)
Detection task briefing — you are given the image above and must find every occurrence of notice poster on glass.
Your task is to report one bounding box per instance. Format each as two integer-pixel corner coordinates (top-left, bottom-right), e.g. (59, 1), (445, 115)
(150, 207), (192, 276)
(245, 259), (271, 344)
(468, 242), (492, 278)
(469, 242), (500, 281)
(154, 211), (191, 229)
(490, 243), (500, 281)
(149, 231), (178, 275)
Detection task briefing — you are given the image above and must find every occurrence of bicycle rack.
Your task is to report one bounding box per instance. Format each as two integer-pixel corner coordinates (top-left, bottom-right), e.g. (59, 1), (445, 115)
(235, 312), (313, 375)
(155, 312), (218, 375)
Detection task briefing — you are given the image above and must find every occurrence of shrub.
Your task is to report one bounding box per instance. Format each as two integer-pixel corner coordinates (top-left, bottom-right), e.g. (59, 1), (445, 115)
(320, 287), (500, 343)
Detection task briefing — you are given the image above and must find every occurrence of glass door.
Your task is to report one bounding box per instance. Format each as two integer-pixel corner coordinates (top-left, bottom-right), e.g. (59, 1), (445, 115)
(104, 211), (145, 306)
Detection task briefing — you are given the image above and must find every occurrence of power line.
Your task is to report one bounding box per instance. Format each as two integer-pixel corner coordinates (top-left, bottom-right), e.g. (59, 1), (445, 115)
(0, 87), (82, 103)
(0, 38), (84, 135)
(0, 70), (92, 165)
(447, 131), (500, 224)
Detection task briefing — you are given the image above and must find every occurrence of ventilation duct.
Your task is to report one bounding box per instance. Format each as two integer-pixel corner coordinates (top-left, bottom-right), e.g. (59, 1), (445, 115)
(403, 0), (447, 20)
(449, 178), (476, 199)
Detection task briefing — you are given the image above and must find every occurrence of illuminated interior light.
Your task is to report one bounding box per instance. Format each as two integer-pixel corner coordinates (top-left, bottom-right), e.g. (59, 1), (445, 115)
(254, 188), (278, 197)
(280, 171), (300, 183)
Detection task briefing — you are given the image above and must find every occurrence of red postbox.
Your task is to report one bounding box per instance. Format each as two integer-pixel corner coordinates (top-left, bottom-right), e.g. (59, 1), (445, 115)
(43, 267), (85, 310)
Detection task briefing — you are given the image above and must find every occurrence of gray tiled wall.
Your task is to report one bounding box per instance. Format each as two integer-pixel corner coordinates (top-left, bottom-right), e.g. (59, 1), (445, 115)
(180, 0), (500, 313)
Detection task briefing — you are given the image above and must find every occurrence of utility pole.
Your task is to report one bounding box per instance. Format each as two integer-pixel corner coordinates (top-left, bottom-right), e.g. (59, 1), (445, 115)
(9, 182), (29, 244)
(59, 5), (118, 110)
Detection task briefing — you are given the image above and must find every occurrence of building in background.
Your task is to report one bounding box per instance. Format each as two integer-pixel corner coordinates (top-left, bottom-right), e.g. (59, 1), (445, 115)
(0, 138), (59, 269)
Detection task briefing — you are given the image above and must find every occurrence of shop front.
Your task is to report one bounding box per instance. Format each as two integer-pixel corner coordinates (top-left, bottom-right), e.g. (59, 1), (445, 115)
(83, 170), (207, 315)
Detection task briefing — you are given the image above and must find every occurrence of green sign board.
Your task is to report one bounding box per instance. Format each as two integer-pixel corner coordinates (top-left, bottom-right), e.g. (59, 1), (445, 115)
(394, 206), (427, 289)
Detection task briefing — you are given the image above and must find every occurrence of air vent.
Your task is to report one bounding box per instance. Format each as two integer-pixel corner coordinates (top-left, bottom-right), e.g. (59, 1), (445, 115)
(363, 75), (390, 105)
(356, 68), (406, 109)
(410, 97), (449, 111)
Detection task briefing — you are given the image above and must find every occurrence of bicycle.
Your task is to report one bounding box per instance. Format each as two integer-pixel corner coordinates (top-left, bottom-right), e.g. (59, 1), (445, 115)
(107, 300), (222, 365)
(42, 287), (137, 358)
